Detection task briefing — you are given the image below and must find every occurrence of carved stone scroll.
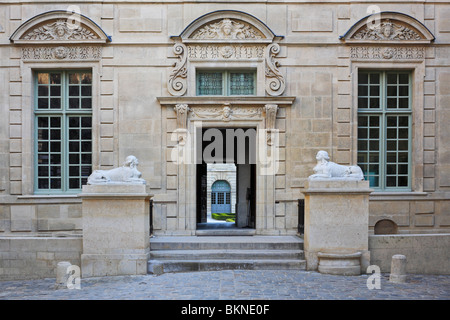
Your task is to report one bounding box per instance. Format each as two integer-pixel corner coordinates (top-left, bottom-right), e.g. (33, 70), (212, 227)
(168, 43), (188, 96)
(265, 43), (285, 96)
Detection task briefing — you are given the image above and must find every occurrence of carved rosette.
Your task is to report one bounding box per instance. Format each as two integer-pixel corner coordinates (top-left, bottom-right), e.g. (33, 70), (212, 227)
(168, 43), (188, 96)
(265, 43), (285, 96)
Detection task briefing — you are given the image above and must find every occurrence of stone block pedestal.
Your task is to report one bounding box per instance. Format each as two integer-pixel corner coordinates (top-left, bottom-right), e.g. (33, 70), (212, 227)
(302, 179), (372, 275)
(79, 184), (152, 278)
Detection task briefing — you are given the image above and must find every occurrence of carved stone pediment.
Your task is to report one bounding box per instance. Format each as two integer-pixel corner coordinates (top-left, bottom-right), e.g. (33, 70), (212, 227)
(22, 19), (98, 41)
(190, 19), (264, 40)
(340, 12), (435, 44)
(10, 10), (111, 44)
(352, 19), (421, 41)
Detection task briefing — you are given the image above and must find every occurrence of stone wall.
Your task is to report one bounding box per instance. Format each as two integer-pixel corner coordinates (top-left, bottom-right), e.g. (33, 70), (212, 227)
(0, 236), (82, 281)
(0, 1), (449, 236)
(369, 234), (450, 275)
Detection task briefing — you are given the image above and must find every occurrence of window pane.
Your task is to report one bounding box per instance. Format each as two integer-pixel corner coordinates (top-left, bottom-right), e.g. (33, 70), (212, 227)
(38, 73), (49, 84)
(358, 73), (368, 84)
(358, 85), (368, 96)
(38, 86), (49, 96)
(197, 72), (223, 95)
(229, 72), (255, 95)
(50, 73), (61, 84)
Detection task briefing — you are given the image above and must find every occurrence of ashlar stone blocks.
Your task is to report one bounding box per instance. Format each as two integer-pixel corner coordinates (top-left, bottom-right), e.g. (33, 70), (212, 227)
(80, 184), (152, 277)
(302, 179), (372, 275)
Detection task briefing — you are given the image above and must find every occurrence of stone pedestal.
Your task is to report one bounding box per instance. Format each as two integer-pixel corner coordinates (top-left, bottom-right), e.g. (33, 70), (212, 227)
(302, 179), (372, 275)
(79, 184), (152, 278)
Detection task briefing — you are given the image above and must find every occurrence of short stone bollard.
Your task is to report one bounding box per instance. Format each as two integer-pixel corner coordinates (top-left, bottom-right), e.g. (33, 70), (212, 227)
(389, 254), (407, 283)
(55, 261), (72, 289)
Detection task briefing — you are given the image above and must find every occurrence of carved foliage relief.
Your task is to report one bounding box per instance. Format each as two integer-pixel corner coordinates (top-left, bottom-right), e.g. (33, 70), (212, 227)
(191, 19), (264, 40)
(22, 19), (98, 41)
(352, 19), (422, 41)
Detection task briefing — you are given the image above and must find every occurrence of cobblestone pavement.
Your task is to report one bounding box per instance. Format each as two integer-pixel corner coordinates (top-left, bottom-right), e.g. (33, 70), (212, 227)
(0, 270), (449, 301)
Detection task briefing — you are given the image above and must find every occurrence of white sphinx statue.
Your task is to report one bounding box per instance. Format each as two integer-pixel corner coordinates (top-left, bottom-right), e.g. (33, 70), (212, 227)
(309, 150), (364, 180)
(87, 155), (146, 185)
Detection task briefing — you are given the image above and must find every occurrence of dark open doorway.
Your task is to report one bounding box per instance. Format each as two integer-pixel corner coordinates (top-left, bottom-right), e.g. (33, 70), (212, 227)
(196, 127), (256, 230)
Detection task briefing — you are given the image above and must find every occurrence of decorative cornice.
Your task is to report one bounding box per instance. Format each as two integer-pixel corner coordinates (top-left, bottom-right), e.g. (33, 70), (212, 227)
(157, 96), (295, 106)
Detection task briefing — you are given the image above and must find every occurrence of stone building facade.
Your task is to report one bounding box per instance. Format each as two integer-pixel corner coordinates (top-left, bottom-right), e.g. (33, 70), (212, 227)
(0, 1), (450, 278)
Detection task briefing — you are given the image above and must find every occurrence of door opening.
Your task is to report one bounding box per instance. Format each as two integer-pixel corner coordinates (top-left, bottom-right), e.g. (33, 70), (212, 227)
(196, 127), (256, 230)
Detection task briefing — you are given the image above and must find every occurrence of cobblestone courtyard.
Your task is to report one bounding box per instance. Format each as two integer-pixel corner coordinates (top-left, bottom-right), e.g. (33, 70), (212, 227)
(0, 270), (448, 300)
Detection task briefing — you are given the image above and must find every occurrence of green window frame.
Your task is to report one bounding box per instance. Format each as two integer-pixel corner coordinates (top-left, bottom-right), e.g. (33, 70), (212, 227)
(34, 70), (93, 194)
(196, 70), (256, 96)
(357, 71), (412, 191)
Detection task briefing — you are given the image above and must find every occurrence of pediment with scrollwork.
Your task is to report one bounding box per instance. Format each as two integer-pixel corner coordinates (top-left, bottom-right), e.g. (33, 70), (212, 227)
(167, 10), (286, 97)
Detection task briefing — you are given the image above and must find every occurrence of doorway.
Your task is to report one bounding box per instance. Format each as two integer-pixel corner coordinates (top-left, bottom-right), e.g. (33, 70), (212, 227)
(196, 127), (256, 230)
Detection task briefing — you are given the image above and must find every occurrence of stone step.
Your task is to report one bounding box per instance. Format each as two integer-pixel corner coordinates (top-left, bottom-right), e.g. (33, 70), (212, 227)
(150, 236), (304, 251)
(150, 249), (304, 260)
(148, 235), (306, 274)
(149, 259), (306, 273)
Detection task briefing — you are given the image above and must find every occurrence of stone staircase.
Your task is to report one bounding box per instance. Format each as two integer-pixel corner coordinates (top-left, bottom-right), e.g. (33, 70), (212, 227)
(148, 235), (306, 273)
